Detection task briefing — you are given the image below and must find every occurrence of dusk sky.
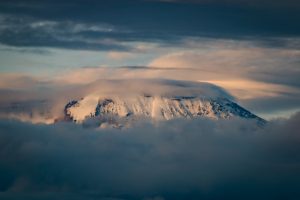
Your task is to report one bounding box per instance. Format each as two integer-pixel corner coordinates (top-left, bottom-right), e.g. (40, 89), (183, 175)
(0, 0), (300, 118)
(0, 1), (300, 200)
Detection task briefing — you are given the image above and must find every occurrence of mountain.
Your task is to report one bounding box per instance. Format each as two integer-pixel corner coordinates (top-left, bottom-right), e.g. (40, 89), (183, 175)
(0, 79), (265, 127)
(64, 80), (265, 128)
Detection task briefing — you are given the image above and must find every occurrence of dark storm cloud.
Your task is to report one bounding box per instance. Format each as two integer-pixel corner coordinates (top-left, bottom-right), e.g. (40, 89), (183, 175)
(0, 0), (300, 50)
(0, 113), (300, 199)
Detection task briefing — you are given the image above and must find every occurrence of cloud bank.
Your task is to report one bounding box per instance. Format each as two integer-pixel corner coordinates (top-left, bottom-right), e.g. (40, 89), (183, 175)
(0, 113), (300, 199)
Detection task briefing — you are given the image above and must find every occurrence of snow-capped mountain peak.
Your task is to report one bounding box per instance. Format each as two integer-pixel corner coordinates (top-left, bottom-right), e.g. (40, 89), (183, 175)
(64, 94), (265, 128)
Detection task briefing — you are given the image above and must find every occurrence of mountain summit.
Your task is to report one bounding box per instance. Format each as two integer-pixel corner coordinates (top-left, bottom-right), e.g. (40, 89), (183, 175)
(63, 80), (265, 128)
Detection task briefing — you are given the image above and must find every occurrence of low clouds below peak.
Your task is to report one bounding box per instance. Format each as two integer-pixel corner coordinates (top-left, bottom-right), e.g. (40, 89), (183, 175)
(0, 113), (300, 199)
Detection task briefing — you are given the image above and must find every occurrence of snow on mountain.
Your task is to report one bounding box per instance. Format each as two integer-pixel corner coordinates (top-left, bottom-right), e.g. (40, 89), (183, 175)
(0, 79), (265, 127)
(63, 80), (265, 128)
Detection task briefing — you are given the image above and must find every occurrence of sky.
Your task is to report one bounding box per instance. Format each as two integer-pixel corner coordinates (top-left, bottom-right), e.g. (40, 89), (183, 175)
(0, 0), (300, 118)
(1, 1), (300, 199)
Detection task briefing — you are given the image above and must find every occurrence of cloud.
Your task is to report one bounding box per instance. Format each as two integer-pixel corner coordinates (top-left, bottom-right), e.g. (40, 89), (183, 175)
(155, 0), (300, 8)
(0, 62), (299, 121)
(1, 0), (300, 51)
(242, 95), (300, 115)
(0, 77), (235, 124)
(147, 46), (300, 116)
(0, 74), (43, 90)
(0, 14), (131, 51)
(148, 47), (300, 87)
(0, 39), (299, 120)
(0, 113), (300, 199)
(107, 51), (135, 60)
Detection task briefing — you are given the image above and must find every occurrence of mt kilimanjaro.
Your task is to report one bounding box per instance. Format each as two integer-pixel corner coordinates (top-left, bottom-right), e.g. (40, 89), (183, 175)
(63, 79), (265, 128)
